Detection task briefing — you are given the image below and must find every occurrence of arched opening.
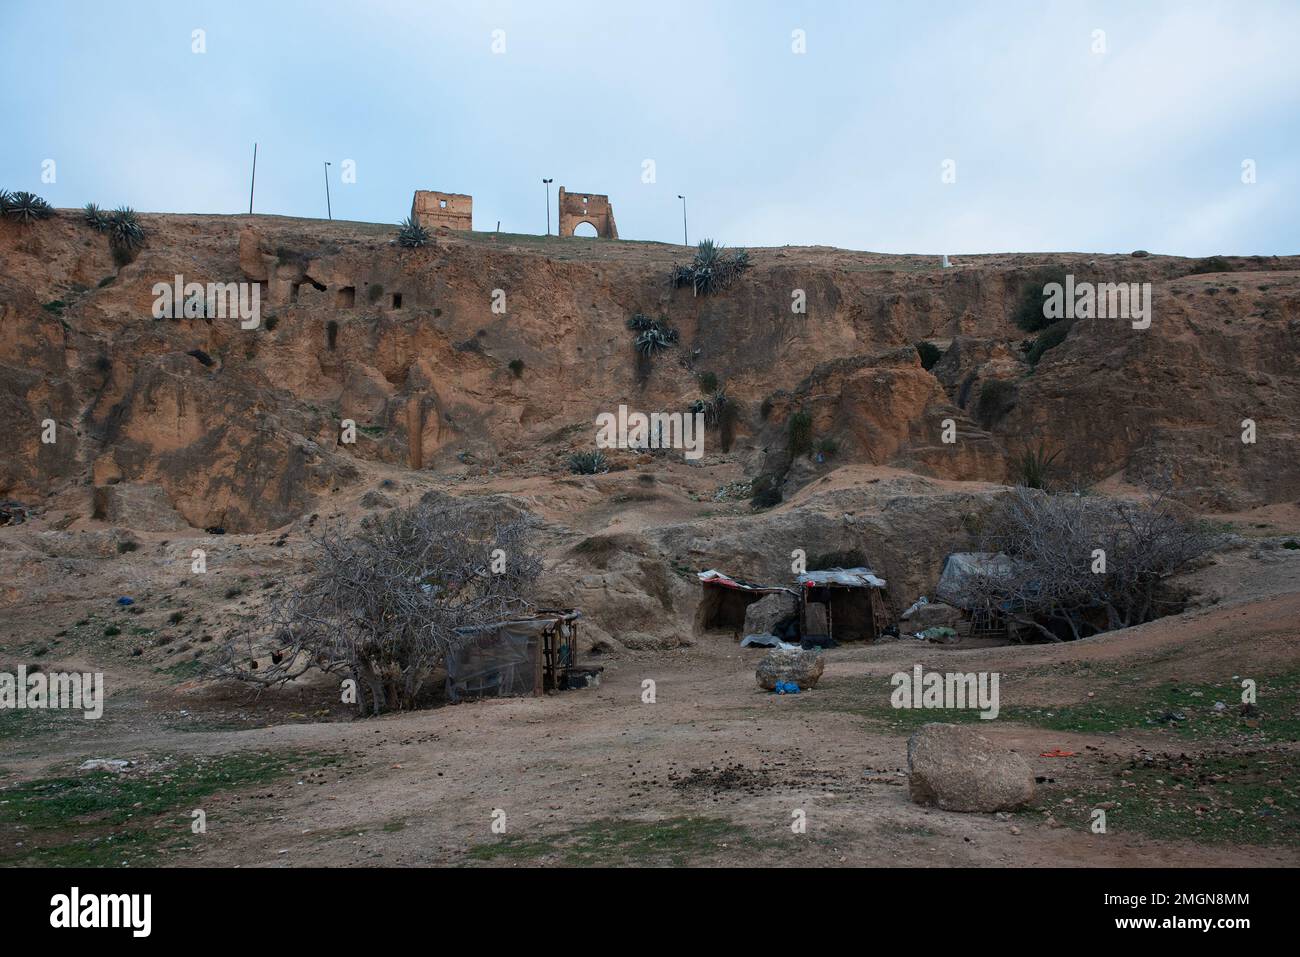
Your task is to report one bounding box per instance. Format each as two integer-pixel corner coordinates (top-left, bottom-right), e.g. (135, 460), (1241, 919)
(572, 221), (598, 238)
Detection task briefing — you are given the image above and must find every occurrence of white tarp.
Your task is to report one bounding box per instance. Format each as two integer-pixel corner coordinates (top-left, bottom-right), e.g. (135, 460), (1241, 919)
(796, 567), (887, 589)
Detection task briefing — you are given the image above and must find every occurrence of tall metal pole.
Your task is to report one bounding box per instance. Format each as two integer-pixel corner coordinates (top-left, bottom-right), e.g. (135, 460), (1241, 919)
(678, 194), (688, 247)
(248, 143), (257, 214)
(323, 162), (332, 220)
(543, 178), (553, 235)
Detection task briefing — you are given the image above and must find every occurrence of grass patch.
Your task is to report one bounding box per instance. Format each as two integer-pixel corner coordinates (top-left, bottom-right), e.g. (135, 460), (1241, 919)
(1028, 751), (1299, 846)
(466, 816), (758, 866)
(0, 749), (334, 866)
(790, 669), (1300, 743)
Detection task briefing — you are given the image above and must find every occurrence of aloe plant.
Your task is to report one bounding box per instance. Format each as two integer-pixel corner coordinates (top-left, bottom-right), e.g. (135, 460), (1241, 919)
(84, 202), (111, 232)
(107, 206), (145, 249)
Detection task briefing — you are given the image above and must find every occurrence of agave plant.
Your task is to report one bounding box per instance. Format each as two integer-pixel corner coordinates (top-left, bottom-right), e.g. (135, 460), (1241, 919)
(627, 313), (678, 356)
(396, 216), (431, 248)
(568, 450), (608, 475)
(0, 190), (11, 214)
(669, 239), (751, 296)
(3, 190), (54, 223)
(84, 202), (111, 232)
(107, 206), (145, 249)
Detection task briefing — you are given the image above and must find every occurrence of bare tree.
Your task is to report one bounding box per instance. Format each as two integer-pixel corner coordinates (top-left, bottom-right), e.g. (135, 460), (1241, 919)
(960, 487), (1212, 641)
(217, 499), (541, 714)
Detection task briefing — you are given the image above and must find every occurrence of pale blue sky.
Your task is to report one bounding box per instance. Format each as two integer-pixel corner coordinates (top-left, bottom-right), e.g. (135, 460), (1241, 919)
(2, 0), (1296, 255)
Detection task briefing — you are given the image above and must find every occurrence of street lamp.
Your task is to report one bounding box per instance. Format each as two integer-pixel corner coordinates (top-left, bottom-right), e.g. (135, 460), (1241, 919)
(677, 194), (688, 247)
(542, 178), (553, 235)
(323, 162), (332, 220)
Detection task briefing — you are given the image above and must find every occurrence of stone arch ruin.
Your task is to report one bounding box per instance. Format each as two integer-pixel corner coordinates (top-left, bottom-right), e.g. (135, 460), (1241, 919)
(558, 187), (618, 239)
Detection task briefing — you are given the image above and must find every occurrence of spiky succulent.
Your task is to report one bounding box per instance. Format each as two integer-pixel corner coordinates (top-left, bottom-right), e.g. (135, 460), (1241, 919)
(396, 216), (431, 248)
(2, 190), (54, 223)
(107, 206), (145, 250)
(568, 450), (608, 475)
(669, 239), (751, 296)
(627, 313), (678, 355)
(0, 191), (12, 214)
(84, 202), (111, 232)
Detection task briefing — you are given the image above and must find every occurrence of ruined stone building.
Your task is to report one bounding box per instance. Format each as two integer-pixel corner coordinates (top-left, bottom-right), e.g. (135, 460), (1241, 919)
(411, 190), (472, 230)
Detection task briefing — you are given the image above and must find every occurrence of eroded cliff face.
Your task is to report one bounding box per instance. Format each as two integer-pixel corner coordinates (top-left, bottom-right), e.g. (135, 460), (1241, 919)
(2, 211), (1296, 531)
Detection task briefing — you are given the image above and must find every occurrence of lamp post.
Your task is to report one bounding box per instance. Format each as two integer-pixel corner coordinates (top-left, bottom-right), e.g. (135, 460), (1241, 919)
(323, 161), (332, 220)
(542, 178), (553, 235)
(677, 194), (688, 247)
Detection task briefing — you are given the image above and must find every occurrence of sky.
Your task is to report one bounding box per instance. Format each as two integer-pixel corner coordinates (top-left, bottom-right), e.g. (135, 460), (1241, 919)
(2, 0), (1296, 256)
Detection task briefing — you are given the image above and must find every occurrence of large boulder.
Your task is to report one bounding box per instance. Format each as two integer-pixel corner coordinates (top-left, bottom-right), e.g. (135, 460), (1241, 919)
(92, 483), (190, 531)
(907, 723), (1035, 812)
(743, 591), (799, 638)
(756, 648), (825, 691)
(902, 600), (962, 630)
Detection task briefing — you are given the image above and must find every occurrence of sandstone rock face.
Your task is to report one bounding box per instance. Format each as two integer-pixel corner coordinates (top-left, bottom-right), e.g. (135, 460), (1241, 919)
(743, 591), (798, 637)
(907, 723), (1035, 812)
(756, 648), (825, 690)
(1, 214), (1294, 537)
(92, 482), (190, 531)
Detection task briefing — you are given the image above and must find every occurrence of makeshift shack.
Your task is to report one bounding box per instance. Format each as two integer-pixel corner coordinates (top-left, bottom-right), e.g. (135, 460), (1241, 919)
(935, 552), (1014, 638)
(796, 568), (891, 644)
(695, 570), (796, 635)
(446, 609), (587, 701)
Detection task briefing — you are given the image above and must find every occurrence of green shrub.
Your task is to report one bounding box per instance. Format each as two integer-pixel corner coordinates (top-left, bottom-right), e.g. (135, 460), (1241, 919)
(396, 216), (430, 248)
(1187, 256), (1231, 275)
(1012, 267), (1069, 332)
(976, 379), (1017, 427)
(815, 436), (839, 456)
(568, 450), (608, 475)
(749, 472), (783, 509)
(508, 358), (525, 377)
(915, 341), (942, 371)
(1015, 443), (1061, 490)
(1027, 319), (1073, 366)
(698, 371), (718, 394)
(787, 410), (813, 457)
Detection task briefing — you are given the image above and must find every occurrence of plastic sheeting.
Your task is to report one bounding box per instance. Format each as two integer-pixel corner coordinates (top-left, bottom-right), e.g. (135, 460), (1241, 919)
(446, 612), (580, 702)
(796, 567), (887, 589)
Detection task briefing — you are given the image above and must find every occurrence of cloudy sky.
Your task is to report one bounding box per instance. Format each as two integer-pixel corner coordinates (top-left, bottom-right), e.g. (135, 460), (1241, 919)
(3, 0), (1296, 255)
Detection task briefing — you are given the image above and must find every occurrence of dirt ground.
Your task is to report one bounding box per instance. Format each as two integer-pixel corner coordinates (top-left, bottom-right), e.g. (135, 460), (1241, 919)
(3, 574), (1297, 867)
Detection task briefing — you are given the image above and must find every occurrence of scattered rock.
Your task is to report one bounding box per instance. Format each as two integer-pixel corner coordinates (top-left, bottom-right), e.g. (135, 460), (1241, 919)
(901, 600), (962, 630)
(907, 723), (1035, 813)
(78, 759), (135, 773)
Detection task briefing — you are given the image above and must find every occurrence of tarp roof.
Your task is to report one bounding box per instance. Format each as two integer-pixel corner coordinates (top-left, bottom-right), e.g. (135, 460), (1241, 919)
(796, 567), (887, 589)
(696, 570), (796, 595)
(936, 552), (1014, 606)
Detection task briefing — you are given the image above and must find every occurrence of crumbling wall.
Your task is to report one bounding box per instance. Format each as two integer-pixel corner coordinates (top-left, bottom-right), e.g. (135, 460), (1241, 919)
(558, 187), (618, 238)
(411, 190), (473, 230)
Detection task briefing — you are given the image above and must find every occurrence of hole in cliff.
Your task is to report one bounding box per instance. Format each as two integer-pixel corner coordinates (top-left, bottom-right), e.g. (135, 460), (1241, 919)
(439, 199), (447, 208)
(305, 277), (326, 292)
(289, 283), (300, 304)
(326, 320), (338, 351)
(336, 286), (355, 308)
(392, 293), (403, 309)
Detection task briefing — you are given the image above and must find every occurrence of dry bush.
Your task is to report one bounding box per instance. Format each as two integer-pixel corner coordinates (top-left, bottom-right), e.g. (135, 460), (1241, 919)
(960, 486), (1212, 641)
(217, 499), (540, 714)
